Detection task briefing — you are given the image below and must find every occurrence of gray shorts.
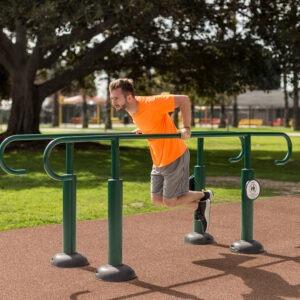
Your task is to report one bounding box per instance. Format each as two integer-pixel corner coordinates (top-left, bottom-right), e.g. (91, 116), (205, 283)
(151, 149), (190, 199)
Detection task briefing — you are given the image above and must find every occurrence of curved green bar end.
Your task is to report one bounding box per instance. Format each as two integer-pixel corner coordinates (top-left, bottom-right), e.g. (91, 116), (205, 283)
(228, 137), (244, 163)
(274, 133), (292, 165)
(43, 139), (73, 182)
(0, 136), (27, 175)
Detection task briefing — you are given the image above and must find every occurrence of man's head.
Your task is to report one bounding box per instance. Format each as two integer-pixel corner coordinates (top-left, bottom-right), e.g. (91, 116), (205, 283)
(109, 78), (136, 112)
(109, 78), (135, 96)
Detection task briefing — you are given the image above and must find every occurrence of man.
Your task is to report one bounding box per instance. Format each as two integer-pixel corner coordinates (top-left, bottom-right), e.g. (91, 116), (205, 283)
(110, 78), (213, 232)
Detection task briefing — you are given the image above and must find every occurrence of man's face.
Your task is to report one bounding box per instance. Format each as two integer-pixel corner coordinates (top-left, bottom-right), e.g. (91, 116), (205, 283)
(110, 88), (128, 111)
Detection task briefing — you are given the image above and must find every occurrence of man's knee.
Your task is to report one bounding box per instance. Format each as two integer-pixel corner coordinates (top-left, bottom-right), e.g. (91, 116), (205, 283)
(151, 193), (163, 206)
(151, 194), (179, 208)
(163, 197), (177, 208)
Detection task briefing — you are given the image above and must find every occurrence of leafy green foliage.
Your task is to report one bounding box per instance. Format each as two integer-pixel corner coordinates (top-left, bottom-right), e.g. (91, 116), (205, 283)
(0, 1), (297, 136)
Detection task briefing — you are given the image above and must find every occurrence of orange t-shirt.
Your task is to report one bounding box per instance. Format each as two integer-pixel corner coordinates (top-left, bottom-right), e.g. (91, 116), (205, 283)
(130, 95), (187, 167)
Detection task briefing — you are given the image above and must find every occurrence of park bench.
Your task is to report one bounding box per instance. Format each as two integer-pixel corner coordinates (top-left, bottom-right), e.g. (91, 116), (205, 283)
(199, 118), (221, 125)
(238, 118), (263, 126)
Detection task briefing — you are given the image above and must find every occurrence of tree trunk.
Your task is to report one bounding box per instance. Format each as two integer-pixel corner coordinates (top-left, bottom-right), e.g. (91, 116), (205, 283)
(232, 94), (238, 128)
(52, 92), (59, 127)
(82, 94), (89, 128)
(292, 69), (299, 131)
(219, 99), (227, 128)
(210, 104), (214, 129)
(2, 76), (41, 140)
(282, 71), (290, 127)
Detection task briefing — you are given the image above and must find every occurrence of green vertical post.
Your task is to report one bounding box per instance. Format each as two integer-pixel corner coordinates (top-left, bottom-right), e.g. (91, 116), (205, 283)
(51, 143), (89, 267)
(185, 137), (213, 245)
(194, 138), (206, 233)
(108, 137), (122, 266)
(96, 137), (136, 281)
(111, 137), (120, 179)
(241, 135), (254, 241)
(63, 143), (76, 253)
(108, 178), (123, 265)
(230, 135), (264, 254)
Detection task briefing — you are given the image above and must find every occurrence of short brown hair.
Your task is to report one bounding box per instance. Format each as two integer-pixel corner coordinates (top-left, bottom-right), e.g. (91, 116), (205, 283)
(109, 78), (135, 96)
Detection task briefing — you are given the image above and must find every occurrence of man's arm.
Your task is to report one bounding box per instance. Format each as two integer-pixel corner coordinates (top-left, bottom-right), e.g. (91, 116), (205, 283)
(174, 95), (192, 139)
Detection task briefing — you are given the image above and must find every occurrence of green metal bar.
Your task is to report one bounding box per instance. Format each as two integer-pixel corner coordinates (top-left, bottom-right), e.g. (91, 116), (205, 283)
(197, 138), (204, 166)
(44, 140), (74, 181)
(111, 137), (120, 179)
(108, 179), (123, 266)
(195, 138), (205, 190)
(42, 131), (292, 172)
(194, 138), (206, 234)
(228, 137), (244, 163)
(241, 135), (254, 241)
(244, 134), (251, 169)
(62, 143), (76, 253)
(108, 137), (123, 266)
(0, 133), (109, 175)
(41, 131), (292, 182)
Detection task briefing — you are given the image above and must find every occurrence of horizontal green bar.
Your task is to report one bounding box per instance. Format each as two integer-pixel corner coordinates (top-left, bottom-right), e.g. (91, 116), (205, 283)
(0, 133), (109, 175)
(42, 131), (291, 182)
(0, 131), (292, 178)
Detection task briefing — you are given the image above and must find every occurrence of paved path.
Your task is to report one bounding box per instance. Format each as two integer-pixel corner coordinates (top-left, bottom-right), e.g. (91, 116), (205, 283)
(1, 196), (299, 299)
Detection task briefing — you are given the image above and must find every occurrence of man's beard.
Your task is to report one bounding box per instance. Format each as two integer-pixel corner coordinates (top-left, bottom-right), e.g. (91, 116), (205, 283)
(114, 102), (127, 111)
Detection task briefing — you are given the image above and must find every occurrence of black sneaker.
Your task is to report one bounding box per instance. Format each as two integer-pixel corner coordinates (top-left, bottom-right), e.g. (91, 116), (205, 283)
(189, 175), (195, 191)
(194, 190), (213, 232)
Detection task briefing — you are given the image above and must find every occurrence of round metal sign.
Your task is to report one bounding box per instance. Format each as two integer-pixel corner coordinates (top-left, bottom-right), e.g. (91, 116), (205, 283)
(245, 180), (260, 200)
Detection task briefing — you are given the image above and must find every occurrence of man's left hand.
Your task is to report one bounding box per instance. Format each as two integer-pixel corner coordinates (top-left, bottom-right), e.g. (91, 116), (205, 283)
(180, 127), (191, 140)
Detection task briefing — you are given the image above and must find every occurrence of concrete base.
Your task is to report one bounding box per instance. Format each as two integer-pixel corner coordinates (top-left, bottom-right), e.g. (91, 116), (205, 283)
(96, 264), (137, 282)
(230, 240), (264, 254)
(184, 232), (214, 245)
(51, 252), (89, 268)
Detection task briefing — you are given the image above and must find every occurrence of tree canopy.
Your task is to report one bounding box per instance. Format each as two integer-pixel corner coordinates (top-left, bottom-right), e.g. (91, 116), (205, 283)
(0, 1), (298, 136)
(0, 0), (216, 137)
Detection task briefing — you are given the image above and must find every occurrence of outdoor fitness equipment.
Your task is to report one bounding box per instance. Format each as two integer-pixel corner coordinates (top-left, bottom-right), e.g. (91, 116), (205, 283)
(0, 131), (292, 281)
(41, 131), (291, 281)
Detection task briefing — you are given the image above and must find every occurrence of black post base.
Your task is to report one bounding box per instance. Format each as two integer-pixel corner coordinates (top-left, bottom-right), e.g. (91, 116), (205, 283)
(184, 232), (214, 245)
(51, 252), (89, 268)
(96, 264), (137, 282)
(230, 240), (264, 254)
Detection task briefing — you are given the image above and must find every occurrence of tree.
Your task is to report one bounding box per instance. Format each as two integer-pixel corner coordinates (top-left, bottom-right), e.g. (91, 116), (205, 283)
(128, 1), (280, 128)
(0, 64), (10, 100)
(247, 0), (300, 129)
(0, 0), (288, 138)
(0, 0), (194, 139)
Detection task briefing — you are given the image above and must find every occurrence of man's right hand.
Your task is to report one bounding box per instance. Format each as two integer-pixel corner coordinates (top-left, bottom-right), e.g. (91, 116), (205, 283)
(132, 128), (142, 134)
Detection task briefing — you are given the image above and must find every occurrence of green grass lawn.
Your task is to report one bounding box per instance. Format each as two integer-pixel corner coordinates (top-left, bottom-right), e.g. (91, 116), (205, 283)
(0, 126), (299, 230)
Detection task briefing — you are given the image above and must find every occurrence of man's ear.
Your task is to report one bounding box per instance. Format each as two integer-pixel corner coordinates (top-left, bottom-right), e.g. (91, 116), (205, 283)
(127, 94), (134, 102)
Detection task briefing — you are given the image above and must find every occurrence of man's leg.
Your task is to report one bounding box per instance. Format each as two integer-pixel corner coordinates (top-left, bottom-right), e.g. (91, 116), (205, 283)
(188, 175), (213, 232)
(150, 165), (164, 206)
(151, 150), (213, 231)
(163, 191), (213, 232)
(162, 191), (206, 208)
(151, 193), (164, 206)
